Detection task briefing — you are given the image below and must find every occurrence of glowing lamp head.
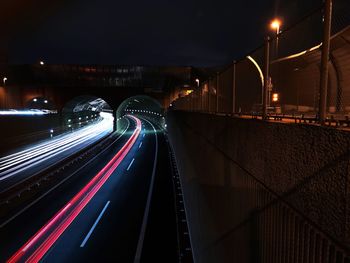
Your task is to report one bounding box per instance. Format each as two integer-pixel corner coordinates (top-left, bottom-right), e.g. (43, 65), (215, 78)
(270, 19), (281, 33)
(40, 61), (45, 66)
(272, 93), (279, 102)
(33, 98), (38, 102)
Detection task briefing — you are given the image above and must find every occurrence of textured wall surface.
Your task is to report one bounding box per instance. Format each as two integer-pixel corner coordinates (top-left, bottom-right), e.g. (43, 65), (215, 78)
(167, 111), (350, 263)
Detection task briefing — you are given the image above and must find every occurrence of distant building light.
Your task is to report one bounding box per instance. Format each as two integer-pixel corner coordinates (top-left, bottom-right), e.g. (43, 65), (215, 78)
(185, 90), (194, 95)
(50, 129), (54, 133)
(33, 98), (38, 102)
(44, 100), (48, 103)
(68, 119), (71, 122)
(272, 93), (279, 102)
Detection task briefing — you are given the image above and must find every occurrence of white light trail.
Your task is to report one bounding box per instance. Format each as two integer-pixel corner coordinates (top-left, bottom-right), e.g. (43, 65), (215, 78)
(0, 113), (114, 181)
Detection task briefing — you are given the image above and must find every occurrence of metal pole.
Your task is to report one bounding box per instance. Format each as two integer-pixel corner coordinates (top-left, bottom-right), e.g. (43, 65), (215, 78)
(216, 72), (219, 113)
(201, 85), (203, 112)
(208, 79), (211, 113)
(232, 61), (236, 115)
(319, 0), (333, 124)
(263, 36), (270, 120)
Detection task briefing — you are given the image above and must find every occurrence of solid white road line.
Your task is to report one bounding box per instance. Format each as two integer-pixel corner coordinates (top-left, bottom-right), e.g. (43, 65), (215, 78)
(80, 201), (110, 248)
(127, 158), (135, 171)
(134, 118), (158, 263)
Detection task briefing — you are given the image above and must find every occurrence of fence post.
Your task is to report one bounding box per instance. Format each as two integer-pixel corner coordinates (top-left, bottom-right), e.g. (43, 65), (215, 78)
(263, 37), (270, 120)
(208, 79), (211, 113)
(201, 84), (204, 112)
(216, 72), (219, 113)
(232, 61), (236, 115)
(319, 0), (333, 124)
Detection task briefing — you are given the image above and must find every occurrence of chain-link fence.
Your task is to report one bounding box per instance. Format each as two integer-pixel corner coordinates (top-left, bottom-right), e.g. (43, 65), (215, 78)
(173, 0), (350, 124)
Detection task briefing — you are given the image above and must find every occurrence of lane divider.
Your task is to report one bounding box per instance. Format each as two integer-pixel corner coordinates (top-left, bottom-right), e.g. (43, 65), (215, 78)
(80, 200), (110, 248)
(7, 115), (141, 263)
(127, 158), (135, 171)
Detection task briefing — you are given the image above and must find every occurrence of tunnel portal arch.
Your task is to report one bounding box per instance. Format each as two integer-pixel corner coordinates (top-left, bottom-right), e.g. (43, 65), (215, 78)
(62, 95), (114, 131)
(116, 95), (165, 131)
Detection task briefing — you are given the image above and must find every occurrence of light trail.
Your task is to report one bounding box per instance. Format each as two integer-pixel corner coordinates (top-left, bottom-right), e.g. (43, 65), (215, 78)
(7, 115), (141, 263)
(0, 113), (114, 181)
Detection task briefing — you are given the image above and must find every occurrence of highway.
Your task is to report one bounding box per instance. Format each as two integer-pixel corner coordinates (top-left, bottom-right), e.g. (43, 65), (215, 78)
(0, 115), (179, 262)
(0, 113), (114, 192)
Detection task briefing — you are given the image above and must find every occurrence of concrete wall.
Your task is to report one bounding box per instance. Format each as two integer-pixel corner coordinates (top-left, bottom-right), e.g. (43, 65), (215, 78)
(167, 111), (350, 263)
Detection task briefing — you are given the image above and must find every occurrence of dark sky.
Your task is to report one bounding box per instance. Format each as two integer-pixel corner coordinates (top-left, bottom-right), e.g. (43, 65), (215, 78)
(1, 0), (322, 66)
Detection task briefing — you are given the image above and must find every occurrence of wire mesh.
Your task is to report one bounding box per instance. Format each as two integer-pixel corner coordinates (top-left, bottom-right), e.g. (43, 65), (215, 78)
(173, 0), (350, 122)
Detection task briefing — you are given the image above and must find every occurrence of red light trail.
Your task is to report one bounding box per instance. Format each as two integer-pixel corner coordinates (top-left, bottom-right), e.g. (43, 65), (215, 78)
(7, 115), (141, 263)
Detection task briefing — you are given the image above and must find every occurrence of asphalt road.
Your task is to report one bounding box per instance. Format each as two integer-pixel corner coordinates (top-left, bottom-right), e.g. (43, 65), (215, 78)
(0, 115), (179, 262)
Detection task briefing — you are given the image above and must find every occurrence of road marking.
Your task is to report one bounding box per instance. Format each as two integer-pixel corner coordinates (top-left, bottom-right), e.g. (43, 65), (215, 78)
(138, 142), (143, 149)
(142, 134), (145, 138)
(127, 158), (135, 171)
(134, 118), (158, 263)
(80, 201), (110, 248)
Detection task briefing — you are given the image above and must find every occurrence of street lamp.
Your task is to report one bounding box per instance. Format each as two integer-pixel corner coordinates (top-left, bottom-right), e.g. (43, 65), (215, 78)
(270, 19), (281, 35)
(195, 78), (200, 87)
(3, 77), (7, 85)
(40, 61), (45, 66)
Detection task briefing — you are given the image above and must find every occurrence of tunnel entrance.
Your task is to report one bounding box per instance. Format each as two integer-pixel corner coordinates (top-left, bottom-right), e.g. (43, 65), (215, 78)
(116, 95), (165, 132)
(62, 95), (114, 132)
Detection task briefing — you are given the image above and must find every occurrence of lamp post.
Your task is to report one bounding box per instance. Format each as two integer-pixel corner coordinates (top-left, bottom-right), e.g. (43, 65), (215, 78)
(319, 0), (333, 124)
(3, 77), (8, 108)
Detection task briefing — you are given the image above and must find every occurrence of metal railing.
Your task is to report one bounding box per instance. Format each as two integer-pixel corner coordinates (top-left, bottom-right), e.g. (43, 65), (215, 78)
(173, 0), (350, 126)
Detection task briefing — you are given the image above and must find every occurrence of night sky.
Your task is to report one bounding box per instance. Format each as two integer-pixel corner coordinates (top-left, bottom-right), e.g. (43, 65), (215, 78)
(1, 0), (322, 66)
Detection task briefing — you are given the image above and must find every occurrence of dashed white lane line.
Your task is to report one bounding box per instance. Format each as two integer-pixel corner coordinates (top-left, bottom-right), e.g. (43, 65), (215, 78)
(127, 158), (135, 171)
(80, 200), (110, 248)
